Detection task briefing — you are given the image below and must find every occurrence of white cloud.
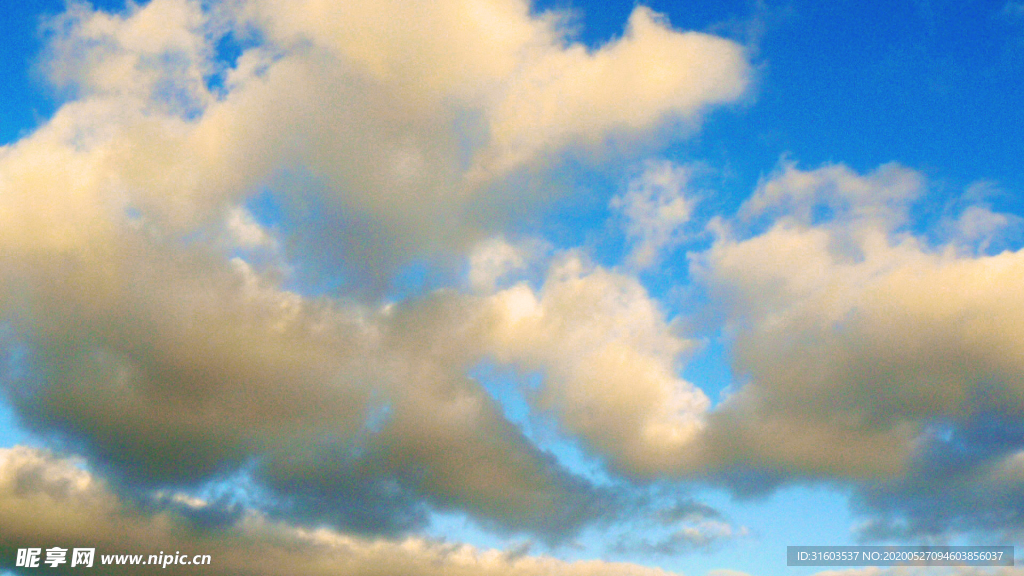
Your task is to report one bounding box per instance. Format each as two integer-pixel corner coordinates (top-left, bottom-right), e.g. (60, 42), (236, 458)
(0, 0), (751, 517)
(482, 255), (709, 476)
(611, 160), (699, 269)
(705, 571), (755, 576)
(474, 6), (751, 177)
(468, 236), (548, 293)
(690, 162), (1024, 481)
(42, 0), (214, 113)
(23, 0), (1019, 556)
(936, 181), (1024, 254)
(36, 0), (749, 257)
(738, 161), (922, 229)
(225, 207), (273, 248)
(234, 0), (751, 177)
(24, 0), (748, 290)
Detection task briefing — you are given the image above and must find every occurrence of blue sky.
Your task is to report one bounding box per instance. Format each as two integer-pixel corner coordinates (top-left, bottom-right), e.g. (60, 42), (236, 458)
(1, 1), (1023, 576)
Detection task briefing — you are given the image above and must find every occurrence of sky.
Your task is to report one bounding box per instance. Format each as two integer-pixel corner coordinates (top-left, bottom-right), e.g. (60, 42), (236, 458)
(0, 1), (1023, 575)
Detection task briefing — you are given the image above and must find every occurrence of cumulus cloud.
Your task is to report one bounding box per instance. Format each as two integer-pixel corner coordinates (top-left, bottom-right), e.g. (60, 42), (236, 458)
(232, 0), (750, 179)
(12, 0), (1024, 561)
(473, 6), (751, 177)
(481, 254), (709, 477)
(25, 0), (750, 284)
(0, 220), (617, 538)
(684, 160), (1024, 537)
(0, 0), (755, 545)
(0, 137), (693, 536)
(0, 446), (681, 576)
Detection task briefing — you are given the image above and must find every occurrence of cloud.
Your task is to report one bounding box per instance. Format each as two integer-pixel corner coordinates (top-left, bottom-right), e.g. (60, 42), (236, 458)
(935, 181), (1024, 255)
(611, 160), (699, 270)
(468, 236), (549, 293)
(8, 32), (1024, 544)
(851, 409), (1024, 542)
(0, 118), (696, 534)
(616, 519), (749, 555)
(0, 446), (682, 576)
(233, 0), (751, 178)
(32, 0), (748, 284)
(481, 254), (710, 477)
(13, 0), (1024, 558)
(0, 229), (618, 537)
(0, 99), (608, 536)
(0, 0), (755, 544)
(705, 571), (755, 576)
(611, 497), (747, 556)
(0, 133), (696, 538)
(472, 6), (751, 177)
(686, 161), (1024, 481)
(655, 499), (725, 524)
(736, 161), (922, 230)
(41, 0), (214, 112)
(675, 161), (1024, 545)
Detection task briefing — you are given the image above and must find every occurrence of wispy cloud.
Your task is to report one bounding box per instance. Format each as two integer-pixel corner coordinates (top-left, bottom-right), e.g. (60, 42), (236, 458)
(611, 160), (701, 270)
